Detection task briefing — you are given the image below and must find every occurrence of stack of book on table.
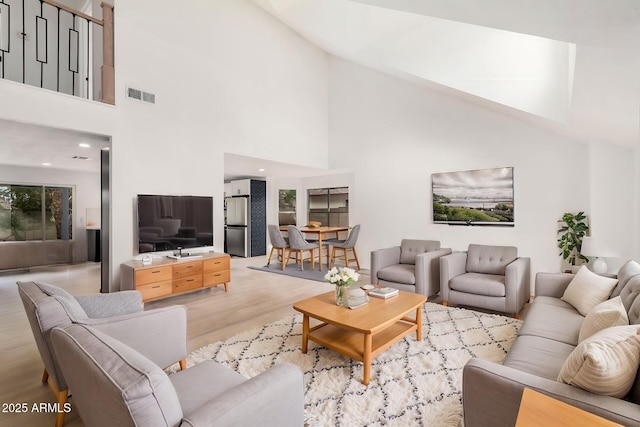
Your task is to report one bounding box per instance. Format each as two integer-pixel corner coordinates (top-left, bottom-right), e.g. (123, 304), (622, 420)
(368, 287), (399, 299)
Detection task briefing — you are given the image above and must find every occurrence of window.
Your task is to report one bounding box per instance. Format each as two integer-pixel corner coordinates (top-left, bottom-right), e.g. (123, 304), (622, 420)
(308, 187), (349, 227)
(278, 189), (297, 226)
(0, 184), (72, 242)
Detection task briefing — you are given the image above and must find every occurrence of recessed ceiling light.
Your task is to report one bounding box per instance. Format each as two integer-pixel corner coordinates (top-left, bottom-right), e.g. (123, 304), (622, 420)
(42, 162), (51, 166)
(258, 168), (265, 172)
(79, 143), (91, 148)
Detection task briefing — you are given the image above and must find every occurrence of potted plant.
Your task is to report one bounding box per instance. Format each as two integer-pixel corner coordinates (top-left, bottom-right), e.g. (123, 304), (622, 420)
(557, 212), (590, 272)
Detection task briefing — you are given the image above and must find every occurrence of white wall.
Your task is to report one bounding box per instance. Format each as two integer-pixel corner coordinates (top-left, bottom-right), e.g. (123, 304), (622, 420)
(588, 141), (637, 272)
(327, 58), (620, 285)
(0, 165), (101, 263)
(0, 0), (329, 290)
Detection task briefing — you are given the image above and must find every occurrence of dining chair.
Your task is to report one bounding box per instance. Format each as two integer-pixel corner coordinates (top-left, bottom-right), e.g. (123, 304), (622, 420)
(326, 224), (361, 270)
(267, 224), (290, 270)
(285, 226), (326, 271)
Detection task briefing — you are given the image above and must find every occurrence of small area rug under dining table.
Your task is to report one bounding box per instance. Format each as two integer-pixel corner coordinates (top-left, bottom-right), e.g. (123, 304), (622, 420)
(180, 302), (521, 426)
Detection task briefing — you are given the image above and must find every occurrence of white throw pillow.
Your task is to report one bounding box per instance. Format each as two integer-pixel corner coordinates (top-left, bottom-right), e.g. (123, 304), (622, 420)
(558, 325), (640, 398)
(561, 266), (618, 316)
(578, 296), (629, 342)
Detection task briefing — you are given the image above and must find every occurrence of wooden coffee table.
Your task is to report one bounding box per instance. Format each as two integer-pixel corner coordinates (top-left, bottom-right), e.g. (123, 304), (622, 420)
(293, 290), (426, 385)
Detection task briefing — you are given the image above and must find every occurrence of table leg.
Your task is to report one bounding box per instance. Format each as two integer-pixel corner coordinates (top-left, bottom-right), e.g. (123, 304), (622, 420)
(301, 314), (309, 354)
(416, 305), (423, 341)
(318, 234), (324, 271)
(363, 333), (372, 385)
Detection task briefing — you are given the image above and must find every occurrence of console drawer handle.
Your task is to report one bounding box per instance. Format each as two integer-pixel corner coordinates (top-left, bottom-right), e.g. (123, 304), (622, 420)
(152, 285), (160, 289)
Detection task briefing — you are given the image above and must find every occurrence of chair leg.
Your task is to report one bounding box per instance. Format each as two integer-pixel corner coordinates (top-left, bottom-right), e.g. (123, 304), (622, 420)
(442, 301), (448, 306)
(48, 378), (68, 427)
(283, 250), (292, 269)
(42, 368), (49, 383)
(179, 358), (187, 370)
(281, 249), (287, 270)
(513, 313), (520, 320)
(330, 247), (336, 268)
(352, 247), (361, 270)
(310, 249), (315, 271)
(266, 247), (275, 267)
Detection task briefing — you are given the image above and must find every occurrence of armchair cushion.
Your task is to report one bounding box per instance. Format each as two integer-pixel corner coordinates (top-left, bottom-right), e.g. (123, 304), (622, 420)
(377, 264), (416, 285)
(450, 273), (506, 297)
(399, 239), (440, 264)
(465, 244), (517, 275)
(75, 291), (143, 318)
(51, 324), (184, 427)
(34, 282), (87, 320)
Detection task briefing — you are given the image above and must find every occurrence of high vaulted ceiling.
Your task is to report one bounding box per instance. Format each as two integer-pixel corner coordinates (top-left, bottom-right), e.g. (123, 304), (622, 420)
(252, 0), (640, 148)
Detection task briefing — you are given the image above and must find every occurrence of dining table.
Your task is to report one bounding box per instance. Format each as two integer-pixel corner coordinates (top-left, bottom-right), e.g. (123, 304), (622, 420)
(281, 226), (350, 271)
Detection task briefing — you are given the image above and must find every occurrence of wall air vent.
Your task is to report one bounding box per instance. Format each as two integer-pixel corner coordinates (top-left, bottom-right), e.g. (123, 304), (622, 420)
(126, 86), (156, 104)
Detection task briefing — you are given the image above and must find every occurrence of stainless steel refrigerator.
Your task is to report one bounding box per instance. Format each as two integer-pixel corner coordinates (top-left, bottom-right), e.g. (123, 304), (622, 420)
(225, 196), (249, 257)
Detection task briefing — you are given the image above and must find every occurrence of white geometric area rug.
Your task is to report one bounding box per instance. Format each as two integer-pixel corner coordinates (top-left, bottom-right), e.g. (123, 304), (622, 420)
(182, 302), (522, 427)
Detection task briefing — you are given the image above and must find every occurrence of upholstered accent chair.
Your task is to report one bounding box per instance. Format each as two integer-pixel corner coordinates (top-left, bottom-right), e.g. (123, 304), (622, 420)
(17, 281), (188, 427)
(440, 244), (531, 318)
(285, 225), (328, 270)
(267, 224), (290, 270)
(370, 239), (452, 297)
(51, 324), (305, 427)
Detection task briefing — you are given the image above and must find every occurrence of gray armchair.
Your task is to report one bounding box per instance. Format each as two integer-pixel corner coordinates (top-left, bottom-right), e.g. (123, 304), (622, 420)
(17, 281), (188, 427)
(439, 244), (530, 317)
(370, 239), (452, 297)
(51, 324), (305, 427)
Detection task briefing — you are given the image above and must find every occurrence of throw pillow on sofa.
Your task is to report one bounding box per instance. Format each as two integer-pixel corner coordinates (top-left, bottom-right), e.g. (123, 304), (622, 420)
(561, 266), (618, 316)
(578, 296), (629, 342)
(558, 325), (640, 398)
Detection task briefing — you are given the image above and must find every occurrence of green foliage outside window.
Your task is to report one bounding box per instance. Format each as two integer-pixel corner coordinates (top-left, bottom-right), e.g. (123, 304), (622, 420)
(0, 184), (72, 242)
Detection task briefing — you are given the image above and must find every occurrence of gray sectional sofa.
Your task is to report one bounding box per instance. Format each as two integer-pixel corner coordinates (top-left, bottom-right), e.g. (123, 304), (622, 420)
(463, 260), (640, 427)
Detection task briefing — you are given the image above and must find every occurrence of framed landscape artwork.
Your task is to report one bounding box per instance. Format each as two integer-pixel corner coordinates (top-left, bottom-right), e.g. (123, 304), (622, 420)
(432, 167), (514, 226)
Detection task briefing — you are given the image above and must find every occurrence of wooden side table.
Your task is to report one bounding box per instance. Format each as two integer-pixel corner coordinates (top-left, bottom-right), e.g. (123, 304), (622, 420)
(515, 388), (623, 426)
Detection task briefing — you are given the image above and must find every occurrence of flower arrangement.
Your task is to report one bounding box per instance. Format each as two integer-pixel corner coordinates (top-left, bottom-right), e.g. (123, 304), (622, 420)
(325, 267), (360, 307)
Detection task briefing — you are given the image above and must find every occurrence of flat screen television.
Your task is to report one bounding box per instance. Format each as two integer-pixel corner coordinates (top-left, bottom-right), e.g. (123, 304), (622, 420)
(432, 167), (514, 226)
(137, 194), (214, 254)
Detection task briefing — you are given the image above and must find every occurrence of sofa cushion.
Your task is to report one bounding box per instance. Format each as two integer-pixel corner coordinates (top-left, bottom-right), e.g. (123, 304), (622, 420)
(377, 264), (416, 285)
(465, 244), (517, 275)
(629, 297), (640, 326)
(611, 260), (640, 298)
(503, 335), (576, 381)
(519, 299), (584, 346)
(619, 275), (640, 314)
(399, 239), (440, 265)
(34, 282), (87, 320)
(558, 325), (640, 398)
(579, 297), (629, 342)
(561, 266), (618, 316)
(449, 273), (505, 297)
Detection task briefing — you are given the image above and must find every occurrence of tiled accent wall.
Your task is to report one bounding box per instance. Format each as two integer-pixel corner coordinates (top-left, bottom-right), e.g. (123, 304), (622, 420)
(250, 180), (267, 256)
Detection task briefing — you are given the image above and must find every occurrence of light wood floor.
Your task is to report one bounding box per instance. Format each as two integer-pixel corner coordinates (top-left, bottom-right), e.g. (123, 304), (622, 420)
(0, 256), (357, 427)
